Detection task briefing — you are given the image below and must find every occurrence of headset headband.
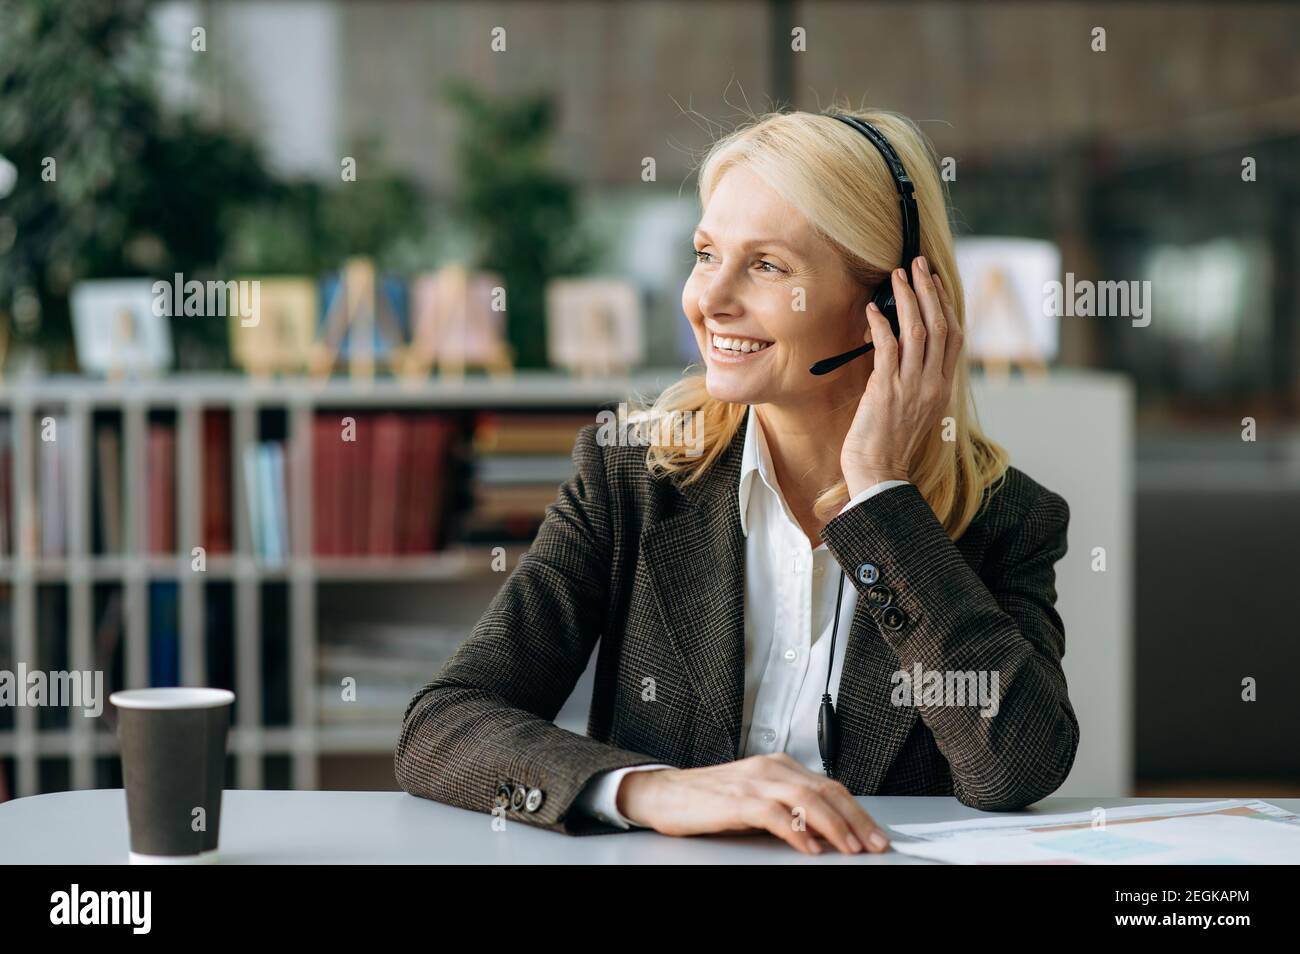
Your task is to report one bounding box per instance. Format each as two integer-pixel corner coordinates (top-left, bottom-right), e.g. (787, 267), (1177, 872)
(808, 115), (923, 376)
(830, 114), (921, 272)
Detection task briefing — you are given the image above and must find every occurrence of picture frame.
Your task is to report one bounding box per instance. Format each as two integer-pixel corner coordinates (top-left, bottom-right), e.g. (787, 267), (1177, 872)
(311, 257), (409, 380)
(403, 263), (513, 380)
(953, 237), (1061, 373)
(228, 277), (318, 376)
(70, 279), (173, 378)
(545, 277), (643, 376)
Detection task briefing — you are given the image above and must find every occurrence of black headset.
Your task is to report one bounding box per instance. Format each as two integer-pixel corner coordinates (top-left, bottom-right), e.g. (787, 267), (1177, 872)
(814, 114), (922, 779)
(808, 115), (922, 377)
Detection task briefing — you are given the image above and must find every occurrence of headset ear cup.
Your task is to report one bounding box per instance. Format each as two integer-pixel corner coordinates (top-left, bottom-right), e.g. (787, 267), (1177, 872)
(874, 292), (900, 335)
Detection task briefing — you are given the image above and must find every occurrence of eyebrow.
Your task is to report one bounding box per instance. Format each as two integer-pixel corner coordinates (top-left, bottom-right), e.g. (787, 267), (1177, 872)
(693, 229), (800, 254)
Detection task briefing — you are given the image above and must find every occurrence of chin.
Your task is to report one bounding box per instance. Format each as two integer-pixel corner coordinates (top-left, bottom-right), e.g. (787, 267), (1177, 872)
(702, 364), (765, 406)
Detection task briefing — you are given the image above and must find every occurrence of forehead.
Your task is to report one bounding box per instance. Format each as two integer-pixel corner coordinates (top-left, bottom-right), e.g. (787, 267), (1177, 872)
(698, 165), (818, 250)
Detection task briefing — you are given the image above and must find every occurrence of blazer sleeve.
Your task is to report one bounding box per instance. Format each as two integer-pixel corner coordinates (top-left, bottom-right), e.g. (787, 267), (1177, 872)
(394, 423), (669, 835)
(820, 480), (1079, 811)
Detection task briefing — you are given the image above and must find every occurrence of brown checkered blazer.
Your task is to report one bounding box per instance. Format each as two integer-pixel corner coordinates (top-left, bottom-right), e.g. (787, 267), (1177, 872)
(396, 411), (1078, 834)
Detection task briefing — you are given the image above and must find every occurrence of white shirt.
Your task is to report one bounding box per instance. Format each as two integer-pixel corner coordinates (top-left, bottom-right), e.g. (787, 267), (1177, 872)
(575, 403), (909, 828)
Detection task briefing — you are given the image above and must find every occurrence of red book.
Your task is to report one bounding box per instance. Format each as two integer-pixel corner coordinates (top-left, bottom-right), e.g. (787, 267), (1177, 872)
(398, 416), (427, 554)
(312, 416), (338, 556)
(367, 413), (406, 555)
(202, 411), (232, 554)
(341, 414), (372, 555)
(401, 415), (454, 554)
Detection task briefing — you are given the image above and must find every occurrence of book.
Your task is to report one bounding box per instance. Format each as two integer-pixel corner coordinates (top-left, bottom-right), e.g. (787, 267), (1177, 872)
(37, 416), (66, 556)
(202, 411), (232, 554)
(399, 415), (454, 554)
(259, 443), (283, 562)
(313, 416), (340, 556)
(367, 413), (406, 555)
(475, 453), (574, 484)
(146, 423), (176, 554)
(473, 412), (593, 454)
(148, 581), (179, 688)
(242, 444), (263, 558)
(341, 415), (372, 554)
(271, 442), (289, 560)
(95, 426), (123, 554)
(311, 412), (457, 556)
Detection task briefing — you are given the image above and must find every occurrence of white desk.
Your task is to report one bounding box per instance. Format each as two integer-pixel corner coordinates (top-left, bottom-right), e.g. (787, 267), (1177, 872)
(6, 791), (1294, 864)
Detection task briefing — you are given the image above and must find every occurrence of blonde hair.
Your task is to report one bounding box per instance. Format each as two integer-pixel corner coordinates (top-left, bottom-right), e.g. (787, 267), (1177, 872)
(636, 104), (1009, 540)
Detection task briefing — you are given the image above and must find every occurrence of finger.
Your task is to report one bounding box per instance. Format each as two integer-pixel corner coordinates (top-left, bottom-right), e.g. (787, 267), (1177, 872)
(817, 783), (891, 852)
(864, 301), (897, 378)
(742, 798), (823, 855)
(911, 257), (948, 382)
(769, 761), (889, 854)
(755, 756), (866, 854)
(892, 266), (925, 383)
(767, 783), (862, 854)
(932, 273), (964, 382)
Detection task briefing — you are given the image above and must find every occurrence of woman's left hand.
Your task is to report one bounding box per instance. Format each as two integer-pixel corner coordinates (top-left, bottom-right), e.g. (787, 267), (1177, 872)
(840, 254), (965, 497)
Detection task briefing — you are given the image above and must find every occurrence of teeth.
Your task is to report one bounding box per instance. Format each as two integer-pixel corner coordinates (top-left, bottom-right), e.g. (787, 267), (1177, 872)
(712, 334), (772, 353)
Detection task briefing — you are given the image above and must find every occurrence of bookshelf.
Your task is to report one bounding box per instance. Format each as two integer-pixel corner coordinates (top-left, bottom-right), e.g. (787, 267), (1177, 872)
(0, 370), (685, 799)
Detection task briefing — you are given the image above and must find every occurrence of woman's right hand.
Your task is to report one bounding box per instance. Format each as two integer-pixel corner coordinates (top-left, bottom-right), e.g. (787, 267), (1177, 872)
(616, 753), (891, 855)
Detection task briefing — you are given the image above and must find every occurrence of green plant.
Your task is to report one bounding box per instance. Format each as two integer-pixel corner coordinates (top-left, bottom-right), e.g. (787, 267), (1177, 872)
(0, 0), (282, 366)
(0, 0), (426, 370)
(443, 80), (594, 369)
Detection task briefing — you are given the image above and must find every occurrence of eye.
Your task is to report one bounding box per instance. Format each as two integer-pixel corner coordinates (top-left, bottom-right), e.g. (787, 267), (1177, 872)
(754, 259), (784, 274)
(691, 246), (713, 264)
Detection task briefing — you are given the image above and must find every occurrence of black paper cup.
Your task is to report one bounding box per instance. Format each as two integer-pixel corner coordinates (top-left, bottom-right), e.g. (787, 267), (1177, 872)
(110, 687), (235, 864)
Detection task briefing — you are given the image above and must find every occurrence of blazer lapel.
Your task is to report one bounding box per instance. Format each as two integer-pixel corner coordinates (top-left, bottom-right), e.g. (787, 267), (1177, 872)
(641, 414), (748, 758)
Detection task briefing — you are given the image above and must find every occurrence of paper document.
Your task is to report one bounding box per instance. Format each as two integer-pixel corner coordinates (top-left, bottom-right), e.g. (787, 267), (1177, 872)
(889, 800), (1300, 864)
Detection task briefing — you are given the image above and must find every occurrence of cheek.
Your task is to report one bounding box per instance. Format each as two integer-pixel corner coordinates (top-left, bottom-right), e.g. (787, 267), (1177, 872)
(681, 273), (702, 321)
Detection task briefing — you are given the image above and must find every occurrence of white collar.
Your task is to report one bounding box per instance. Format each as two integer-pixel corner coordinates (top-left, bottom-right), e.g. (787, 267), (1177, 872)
(737, 403), (778, 538)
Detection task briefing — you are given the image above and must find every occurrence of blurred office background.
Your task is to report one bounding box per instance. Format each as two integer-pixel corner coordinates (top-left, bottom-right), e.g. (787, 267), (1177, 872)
(0, 0), (1297, 802)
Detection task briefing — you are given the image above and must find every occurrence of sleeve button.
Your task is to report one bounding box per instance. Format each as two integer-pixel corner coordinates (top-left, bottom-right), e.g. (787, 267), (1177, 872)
(525, 788), (545, 812)
(856, 563), (880, 585)
(510, 784), (527, 811)
(866, 583), (893, 608)
(882, 605), (907, 631)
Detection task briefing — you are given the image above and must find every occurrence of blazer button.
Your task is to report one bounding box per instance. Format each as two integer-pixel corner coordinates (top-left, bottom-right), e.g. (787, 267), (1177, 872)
(882, 605), (907, 631)
(510, 784), (527, 811)
(866, 583), (893, 608)
(856, 562), (880, 585)
(494, 783), (513, 810)
(525, 787), (545, 813)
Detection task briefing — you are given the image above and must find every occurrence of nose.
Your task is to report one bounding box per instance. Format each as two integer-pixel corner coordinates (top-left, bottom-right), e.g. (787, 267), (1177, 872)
(695, 264), (743, 320)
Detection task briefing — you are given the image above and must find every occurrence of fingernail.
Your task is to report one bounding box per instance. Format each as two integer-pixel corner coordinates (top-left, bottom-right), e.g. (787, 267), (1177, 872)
(809, 839), (823, 854)
(895, 268), (906, 279)
(917, 255), (928, 271)
(869, 831), (889, 851)
(847, 834), (864, 853)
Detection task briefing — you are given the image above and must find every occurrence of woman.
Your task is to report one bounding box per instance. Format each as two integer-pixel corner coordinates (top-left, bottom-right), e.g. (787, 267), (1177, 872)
(396, 107), (1077, 855)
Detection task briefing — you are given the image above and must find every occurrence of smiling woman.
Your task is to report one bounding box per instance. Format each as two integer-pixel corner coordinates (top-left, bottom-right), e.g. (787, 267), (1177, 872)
(659, 108), (999, 538)
(397, 105), (1077, 856)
